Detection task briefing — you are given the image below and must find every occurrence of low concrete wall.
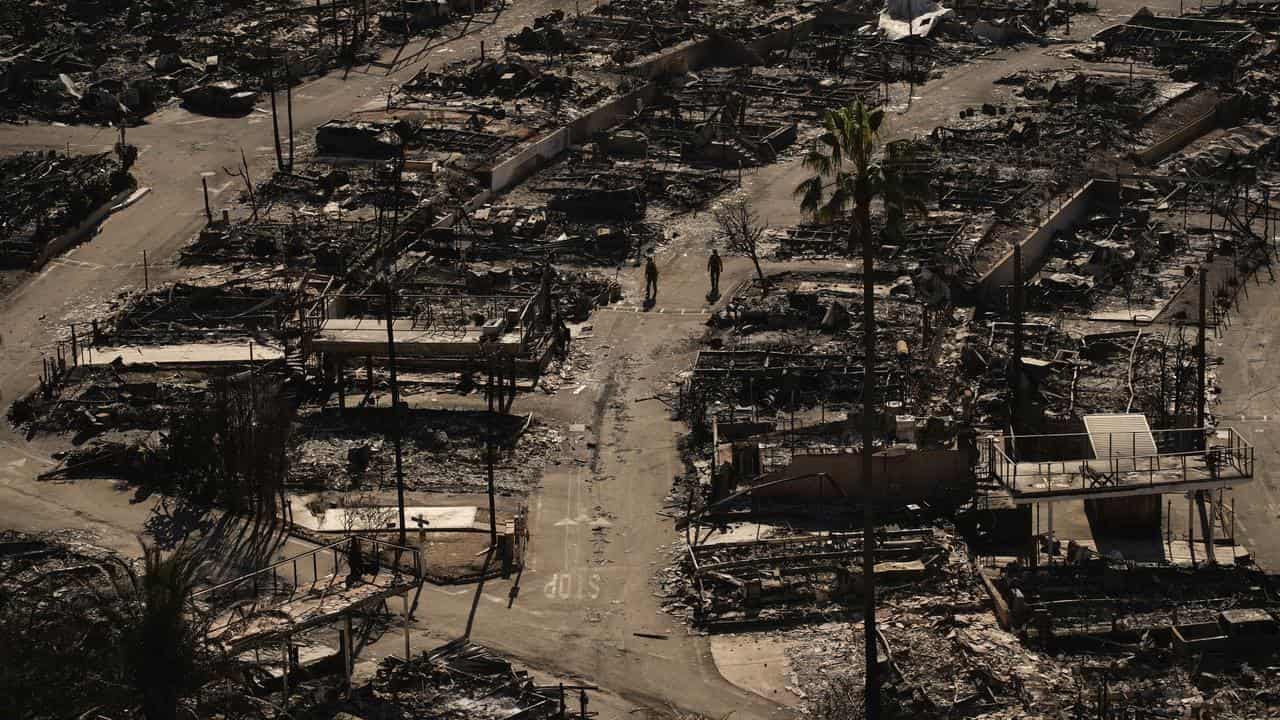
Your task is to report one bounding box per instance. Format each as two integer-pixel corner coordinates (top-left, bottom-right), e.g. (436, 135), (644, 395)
(487, 81), (662, 193)
(1133, 94), (1244, 166)
(978, 178), (1121, 296)
(626, 37), (721, 79)
(746, 11), (830, 55)
(751, 447), (972, 503)
(33, 184), (136, 270)
(980, 572), (1014, 630)
(486, 127), (569, 192)
(565, 82), (662, 144)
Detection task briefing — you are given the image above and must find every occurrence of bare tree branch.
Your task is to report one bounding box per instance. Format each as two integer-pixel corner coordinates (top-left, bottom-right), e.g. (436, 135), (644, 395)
(712, 199), (769, 291)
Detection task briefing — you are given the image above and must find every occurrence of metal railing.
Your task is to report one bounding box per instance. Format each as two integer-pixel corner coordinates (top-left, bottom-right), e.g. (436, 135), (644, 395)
(305, 293), (537, 344)
(191, 535), (421, 639)
(985, 427), (1255, 497)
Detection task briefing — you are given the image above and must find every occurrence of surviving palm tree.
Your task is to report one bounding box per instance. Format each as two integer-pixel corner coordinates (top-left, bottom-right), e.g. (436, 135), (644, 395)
(794, 99), (924, 720)
(113, 541), (210, 720)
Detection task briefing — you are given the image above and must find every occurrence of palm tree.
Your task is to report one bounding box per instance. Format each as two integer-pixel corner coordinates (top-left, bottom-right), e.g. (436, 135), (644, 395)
(113, 540), (209, 720)
(793, 99), (924, 720)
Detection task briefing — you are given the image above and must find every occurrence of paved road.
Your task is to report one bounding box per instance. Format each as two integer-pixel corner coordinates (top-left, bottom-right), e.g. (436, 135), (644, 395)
(1206, 271), (1280, 570)
(0, 0), (1251, 717)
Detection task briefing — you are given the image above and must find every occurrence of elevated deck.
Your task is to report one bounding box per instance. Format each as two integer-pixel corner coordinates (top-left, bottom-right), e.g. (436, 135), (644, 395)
(984, 427), (1254, 504)
(310, 317), (523, 357)
(82, 342), (283, 366)
(299, 291), (557, 375)
(192, 536), (421, 653)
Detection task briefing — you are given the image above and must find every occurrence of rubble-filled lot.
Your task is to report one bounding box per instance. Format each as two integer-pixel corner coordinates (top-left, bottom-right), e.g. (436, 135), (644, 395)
(397, 56), (625, 135)
(0, 0), (455, 124)
(289, 407), (558, 494)
(679, 269), (962, 429)
(305, 640), (592, 720)
(0, 149), (134, 274)
(778, 587), (1280, 720)
(11, 363), (233, 439)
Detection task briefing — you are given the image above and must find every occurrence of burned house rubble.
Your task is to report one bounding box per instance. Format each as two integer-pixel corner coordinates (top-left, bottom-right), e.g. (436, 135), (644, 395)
(0, 0), (506, 124)
(10, 0), (1280, 717)
(0, 148), (136, 273)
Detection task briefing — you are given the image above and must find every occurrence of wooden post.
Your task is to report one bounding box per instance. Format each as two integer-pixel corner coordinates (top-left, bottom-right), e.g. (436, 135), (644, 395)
(338, 357), (346, 410)
(1205, 490), (1216, 564)
(269, 62), (284, 173)
(1266, 186), (1273, 256)
(143, 250), (149, 290)
(281, 638), (290, 711)
(342, 613), (354, 696)
(1047, 500), (1053, 566)
(1188, 493), (1196, 567)
(487, 435), (497, 551)
(403, 592), (412, 659)
(202, 176), (212, 222)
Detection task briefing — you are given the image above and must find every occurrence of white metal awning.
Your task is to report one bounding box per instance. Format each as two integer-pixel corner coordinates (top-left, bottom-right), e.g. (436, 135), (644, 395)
(1083, 413), (1158, 459)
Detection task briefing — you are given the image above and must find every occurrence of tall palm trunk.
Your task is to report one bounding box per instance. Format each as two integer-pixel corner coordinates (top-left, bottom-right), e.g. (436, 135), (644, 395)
(796, 99), (920, 720)
(854, 190), (878, 720)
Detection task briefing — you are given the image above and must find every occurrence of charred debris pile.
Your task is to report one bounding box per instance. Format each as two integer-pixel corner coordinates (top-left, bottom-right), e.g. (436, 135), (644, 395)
(399, 56), (624, 134)
(0, 149), (134, 269)
(0, 0), (415, 123)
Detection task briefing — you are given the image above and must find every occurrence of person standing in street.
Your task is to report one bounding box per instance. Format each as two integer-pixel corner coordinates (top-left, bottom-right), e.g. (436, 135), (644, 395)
(707, 248), (723, 298)
(645, 255), (659, 302)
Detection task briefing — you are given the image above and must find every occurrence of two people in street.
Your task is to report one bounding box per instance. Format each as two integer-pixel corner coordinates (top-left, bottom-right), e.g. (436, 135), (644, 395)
(643, 249), (724, 305)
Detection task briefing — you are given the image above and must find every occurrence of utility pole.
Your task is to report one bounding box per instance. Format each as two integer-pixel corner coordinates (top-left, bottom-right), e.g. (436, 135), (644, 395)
(487, 419), (498, 550)
(1010, 244), (1024, 431)
(464, 370), (500, 641)
(1196, 267), (1207, 450)
(384, 152), (407, 548)
(860, 209), (879, 720)
(285, 56), (295, 171)
(268, 52), (284, 173)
